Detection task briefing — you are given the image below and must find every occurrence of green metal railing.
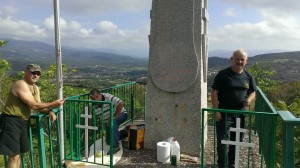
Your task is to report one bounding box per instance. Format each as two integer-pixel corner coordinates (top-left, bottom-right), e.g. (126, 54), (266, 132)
(63, 81), (146, 167)
(3, 83), (300, 167)
(254, 87), (278, 168)
(63, 99), (114, 167)
(278, 111), (300, 168)
(201, 87), (278, 168)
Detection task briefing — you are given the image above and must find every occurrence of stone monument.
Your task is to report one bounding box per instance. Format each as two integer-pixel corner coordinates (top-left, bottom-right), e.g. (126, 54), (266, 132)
(145, 0), (209, 155)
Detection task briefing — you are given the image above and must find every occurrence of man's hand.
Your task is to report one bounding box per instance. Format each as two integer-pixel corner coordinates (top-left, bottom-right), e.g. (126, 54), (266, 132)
(243, 100), (251, 107)
(215, 112), (222, 122)
(53, 99), (65, 107)
(49, 111), (57, 123)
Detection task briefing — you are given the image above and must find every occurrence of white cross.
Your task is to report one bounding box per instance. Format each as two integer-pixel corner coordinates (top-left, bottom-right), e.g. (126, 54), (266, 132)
(76, 106), (98, 160)
(221, 118), (255, 168)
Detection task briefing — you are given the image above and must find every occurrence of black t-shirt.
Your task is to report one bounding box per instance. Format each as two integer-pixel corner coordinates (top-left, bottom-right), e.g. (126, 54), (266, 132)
(212, 67), (257, 110)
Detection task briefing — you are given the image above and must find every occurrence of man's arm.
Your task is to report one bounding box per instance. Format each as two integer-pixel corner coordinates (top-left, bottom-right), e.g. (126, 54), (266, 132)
(113, 100), (124, 119)
(13, 80), (64, 110)
(244, 91), (256, 107)
(211, 89), (219, 109)
(211, 89), (222, 122)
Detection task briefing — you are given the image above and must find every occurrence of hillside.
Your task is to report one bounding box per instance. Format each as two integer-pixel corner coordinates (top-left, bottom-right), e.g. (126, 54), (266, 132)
(1, 38), (300, 85)
(0, 38), (147, 71)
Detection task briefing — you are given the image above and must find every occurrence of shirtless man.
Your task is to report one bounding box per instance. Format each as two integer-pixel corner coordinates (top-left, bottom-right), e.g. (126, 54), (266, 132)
(0, 64), (65, 168)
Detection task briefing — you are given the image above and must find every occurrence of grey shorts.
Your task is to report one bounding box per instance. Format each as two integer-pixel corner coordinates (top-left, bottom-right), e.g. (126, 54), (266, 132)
(0, 114), (30, 156)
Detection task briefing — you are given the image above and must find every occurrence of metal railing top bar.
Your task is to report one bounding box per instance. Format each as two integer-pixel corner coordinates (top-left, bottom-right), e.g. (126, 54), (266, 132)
(202, 108), (277, 115)
(278, 111), (300, 123)
(66, 81), (138, 100)
(65, 93), (88, 100)
(256, 87), (278, 114)
(102, 81), (137, 90)
(64, 99), (112, 104)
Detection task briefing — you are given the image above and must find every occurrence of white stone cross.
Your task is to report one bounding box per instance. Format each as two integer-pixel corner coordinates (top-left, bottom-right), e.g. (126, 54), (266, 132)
(76, 106), (98, 160)
(221, 118), (255, 168)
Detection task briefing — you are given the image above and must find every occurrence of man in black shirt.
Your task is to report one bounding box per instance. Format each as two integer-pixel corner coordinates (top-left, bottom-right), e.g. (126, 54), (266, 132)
(211, 49), (257, 168)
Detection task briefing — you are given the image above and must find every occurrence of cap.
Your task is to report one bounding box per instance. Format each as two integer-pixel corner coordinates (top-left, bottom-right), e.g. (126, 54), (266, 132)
(26, 64), (41, 72)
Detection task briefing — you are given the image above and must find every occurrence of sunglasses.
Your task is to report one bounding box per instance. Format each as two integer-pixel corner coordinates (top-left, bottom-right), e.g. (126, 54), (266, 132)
(31, 71), (41, 76)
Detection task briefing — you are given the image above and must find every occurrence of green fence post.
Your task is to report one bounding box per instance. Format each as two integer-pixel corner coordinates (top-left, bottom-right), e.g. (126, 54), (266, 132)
(21, 154), (25, 168)
(29, 121), (35, 168)
(56, 110), (63, 168)
(282, 122), (294, 168)
(109, 102), (114, 168)
(131, 92), (134, 122)
(36, 115), (47, 168)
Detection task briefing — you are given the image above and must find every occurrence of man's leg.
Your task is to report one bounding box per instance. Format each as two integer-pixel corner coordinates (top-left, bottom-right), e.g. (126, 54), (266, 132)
(8, 154), (21, 168)
(107, 113), (128, 155)
(113, 113), (128, 148)
(119, 126), (129, 141)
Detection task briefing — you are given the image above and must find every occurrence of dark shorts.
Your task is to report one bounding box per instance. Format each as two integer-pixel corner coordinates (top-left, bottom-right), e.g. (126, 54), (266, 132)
(0, 114), (30, 156)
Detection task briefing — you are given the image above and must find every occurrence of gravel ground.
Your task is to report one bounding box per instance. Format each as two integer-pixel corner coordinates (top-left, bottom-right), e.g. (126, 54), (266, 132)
(114, 126), (261, 168)
(114, 140), (200, 168)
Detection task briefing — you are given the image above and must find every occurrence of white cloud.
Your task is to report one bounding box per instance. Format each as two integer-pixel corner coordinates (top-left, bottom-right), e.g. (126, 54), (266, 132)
(0, 16), (46, 40)
(209, 9), (300, 51)
(0, 10), (149, 57)
(94, 21), (118, 34)
(0, 0), (151, 57)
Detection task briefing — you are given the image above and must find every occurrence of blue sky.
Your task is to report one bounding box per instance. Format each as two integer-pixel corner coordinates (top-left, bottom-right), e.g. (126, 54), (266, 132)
(1, 0), (300, 57)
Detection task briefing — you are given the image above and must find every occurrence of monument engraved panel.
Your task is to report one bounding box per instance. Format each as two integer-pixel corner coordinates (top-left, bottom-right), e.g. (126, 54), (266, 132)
(149, 1), (198, 92)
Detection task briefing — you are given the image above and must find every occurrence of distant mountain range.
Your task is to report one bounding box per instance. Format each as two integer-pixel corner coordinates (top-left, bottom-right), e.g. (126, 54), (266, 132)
(0, 38), (147, 71)
(208, 49), (290, 58)
(1, 38), (300, 83)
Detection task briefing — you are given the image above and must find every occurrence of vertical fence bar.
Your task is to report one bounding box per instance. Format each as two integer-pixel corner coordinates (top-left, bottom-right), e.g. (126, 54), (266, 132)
(21, 154), (26, 168)
(282, 122), (295, 168)
(109, 102), (114, 168)
(201, 108), (205, 168)
(56, 110), (62, 168)
(278, 111), (300, 168)
(29, 122), (34, 168)
(247, 114), (253, 168)
(213, 112), (217, 167)
(36, 116), (47, 168)
(131, 92), (134, 122)
(47, 117), (55, 168)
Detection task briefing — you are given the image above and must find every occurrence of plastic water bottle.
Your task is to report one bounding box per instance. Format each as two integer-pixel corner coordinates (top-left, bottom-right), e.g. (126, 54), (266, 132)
(170, 138), (180, 162)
